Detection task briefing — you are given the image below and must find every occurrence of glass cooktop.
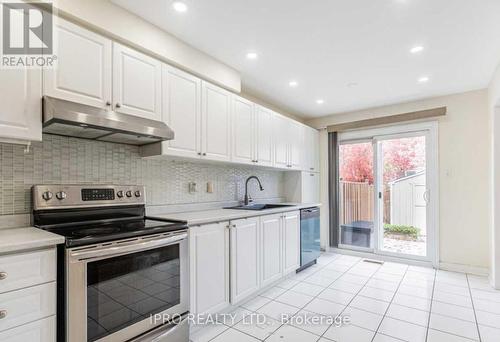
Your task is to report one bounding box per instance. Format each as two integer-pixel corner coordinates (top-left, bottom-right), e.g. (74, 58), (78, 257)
(40, 218), (187, 247)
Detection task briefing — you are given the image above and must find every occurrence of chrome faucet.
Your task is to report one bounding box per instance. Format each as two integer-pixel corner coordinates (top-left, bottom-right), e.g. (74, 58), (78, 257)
(244, 176), (264, 205)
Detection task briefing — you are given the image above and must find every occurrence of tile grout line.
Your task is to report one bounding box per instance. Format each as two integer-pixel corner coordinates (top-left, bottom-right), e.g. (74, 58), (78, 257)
(268, 255), (362, 341)
(369, 263), (410, 342)
(221, 254), (340, 342)
(423, 267), (437, 342)
(466, 273), (482, 342)
(314, 258), (385, 341)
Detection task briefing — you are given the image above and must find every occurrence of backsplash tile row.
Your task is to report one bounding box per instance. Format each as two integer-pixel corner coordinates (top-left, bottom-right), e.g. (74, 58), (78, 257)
(0, 134), (285, 216)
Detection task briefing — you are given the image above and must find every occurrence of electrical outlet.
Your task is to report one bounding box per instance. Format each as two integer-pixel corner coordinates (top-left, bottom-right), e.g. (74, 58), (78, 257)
(188, 182), (197, 193)
(207, 181), (214, 193)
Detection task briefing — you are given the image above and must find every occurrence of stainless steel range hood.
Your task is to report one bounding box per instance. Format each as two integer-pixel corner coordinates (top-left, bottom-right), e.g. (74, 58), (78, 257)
(42, 96), (174, 145)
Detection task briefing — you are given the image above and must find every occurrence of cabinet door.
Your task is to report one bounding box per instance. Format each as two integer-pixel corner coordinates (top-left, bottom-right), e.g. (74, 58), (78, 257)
(113, 43), (162, 121)
(260, 214), (282, 287)
(162, 65), (201, 158)
(303, 172), (320, 203)
(0, 68), (41, 142)
(255, 106), (274, 167)
(232, 96), (254, 165)
(201, 81), (231, 161)
(311, 128), (320, 172)
(43, 18), (112, 109)
(283, 211), (300, 274)
(230, 217), (260, 304)
(0, 316), (55, 342)
(190, 222), (230, 314)
(289, 121), (303, 170)
(274, 114), (290, 168)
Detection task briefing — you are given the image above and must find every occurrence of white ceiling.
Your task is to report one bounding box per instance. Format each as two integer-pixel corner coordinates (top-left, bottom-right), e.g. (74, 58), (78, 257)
(112, 0), (500, 118)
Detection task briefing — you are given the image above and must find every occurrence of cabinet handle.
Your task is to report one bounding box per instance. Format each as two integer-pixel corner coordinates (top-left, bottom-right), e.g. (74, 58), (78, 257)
(202, 153), (207, 156)
(0, 272), (6, 280)
(0, 310), (7, 319)
(105, 101), (111, 106)
(115, 103), (121, 108)
(310, 173), (315, 176)
(310, 168), (314, 170)
(197, 152), (202, 156)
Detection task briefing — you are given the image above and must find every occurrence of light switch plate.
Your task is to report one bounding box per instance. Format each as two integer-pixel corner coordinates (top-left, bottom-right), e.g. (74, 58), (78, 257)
(207, 181), (214, 193)
(188, 182), (197, 193)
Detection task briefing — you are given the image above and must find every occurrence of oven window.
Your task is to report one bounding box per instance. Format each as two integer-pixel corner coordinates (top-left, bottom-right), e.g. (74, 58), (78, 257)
(86, 245), (181, 342)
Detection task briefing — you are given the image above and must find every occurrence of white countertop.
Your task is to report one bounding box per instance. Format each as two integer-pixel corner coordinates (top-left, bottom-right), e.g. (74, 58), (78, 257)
(150, 203), (321, 226)
(0, 227), (65, 254)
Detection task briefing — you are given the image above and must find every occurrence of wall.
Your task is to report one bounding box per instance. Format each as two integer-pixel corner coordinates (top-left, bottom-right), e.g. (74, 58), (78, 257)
(51, 0), (241, 92)
(307, 89), (491, 271)
(0, 134), (285, 219)
(488, 63), (500, 287)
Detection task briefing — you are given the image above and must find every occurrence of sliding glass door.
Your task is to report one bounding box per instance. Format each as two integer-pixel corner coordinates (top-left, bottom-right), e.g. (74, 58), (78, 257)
(337, 123), (437, 264)
(338, 141), (375, 252)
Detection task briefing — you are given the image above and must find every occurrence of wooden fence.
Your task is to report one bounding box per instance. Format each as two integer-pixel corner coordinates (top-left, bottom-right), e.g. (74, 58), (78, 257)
(339, 181), (390, 224)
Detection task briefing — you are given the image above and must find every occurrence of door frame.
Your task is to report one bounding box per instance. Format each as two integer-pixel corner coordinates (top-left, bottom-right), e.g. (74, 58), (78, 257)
(338, 121), (439, 267)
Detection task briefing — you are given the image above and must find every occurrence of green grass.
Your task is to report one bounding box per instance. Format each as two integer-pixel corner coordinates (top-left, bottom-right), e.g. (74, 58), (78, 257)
(383, 224), (420, 239)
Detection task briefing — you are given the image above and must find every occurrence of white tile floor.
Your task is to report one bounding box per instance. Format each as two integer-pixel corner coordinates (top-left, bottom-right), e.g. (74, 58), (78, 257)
(190, 253), (500, 342)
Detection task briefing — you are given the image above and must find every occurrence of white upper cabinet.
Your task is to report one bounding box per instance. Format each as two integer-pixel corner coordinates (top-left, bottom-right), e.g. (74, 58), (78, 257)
(274, 114), (304, 170)
(230, 217), (260, 304)
(274, 114), (291, 169)
(44, 18), (112, 109)
(0, 68), (42, 142)
(283, 211), (300, 274)
(201, 81), (232, 162)
(112, 43), (162, 121)
(232, 96), (255, 165)
(260, 214), (282, 287)
(289, 121), (303, 170)
(162, 65), (201, 158)
(255, 106), (275, 167)
(303, 126), (320, 172)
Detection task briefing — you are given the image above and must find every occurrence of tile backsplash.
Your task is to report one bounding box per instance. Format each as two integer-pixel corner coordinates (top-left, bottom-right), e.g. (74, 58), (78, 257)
(0, 134), (285, 216)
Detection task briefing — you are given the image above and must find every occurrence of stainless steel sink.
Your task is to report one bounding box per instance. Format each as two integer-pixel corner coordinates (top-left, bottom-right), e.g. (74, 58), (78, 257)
(224, 203), (296, 211)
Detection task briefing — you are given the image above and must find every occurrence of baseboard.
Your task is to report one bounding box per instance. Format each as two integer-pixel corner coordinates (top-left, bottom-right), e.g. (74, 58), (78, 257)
(328, 247), (434, 268)
(439, 262), (489, 276)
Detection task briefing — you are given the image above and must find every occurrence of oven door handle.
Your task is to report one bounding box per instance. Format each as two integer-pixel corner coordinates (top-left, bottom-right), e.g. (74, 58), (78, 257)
(70, 232), (188, 262)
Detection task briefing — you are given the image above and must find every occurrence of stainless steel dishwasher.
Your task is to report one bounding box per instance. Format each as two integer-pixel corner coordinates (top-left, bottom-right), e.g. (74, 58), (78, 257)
(298, 207), (321, 271)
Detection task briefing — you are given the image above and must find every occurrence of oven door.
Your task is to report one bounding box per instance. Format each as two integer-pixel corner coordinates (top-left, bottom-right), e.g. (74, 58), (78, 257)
(66, 231), (189, 342)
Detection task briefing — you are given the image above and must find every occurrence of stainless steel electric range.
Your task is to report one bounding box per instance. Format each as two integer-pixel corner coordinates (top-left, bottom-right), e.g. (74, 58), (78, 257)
(32, 185), (189, 342)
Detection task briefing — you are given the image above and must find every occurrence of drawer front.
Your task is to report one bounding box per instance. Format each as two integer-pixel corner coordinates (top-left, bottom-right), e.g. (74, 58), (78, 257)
(0, 282), (56, 332)
(0, 316), (55, 342)
(0, 249), (56, 294)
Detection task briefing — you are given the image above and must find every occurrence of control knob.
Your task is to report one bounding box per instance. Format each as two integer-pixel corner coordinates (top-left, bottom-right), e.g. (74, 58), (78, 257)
(56, 191), (67, 200)
(117, 191), (124, 198)
(134, 190), (141, 197)
(126, 191), (132, 198)
(42, 191), (53, 201)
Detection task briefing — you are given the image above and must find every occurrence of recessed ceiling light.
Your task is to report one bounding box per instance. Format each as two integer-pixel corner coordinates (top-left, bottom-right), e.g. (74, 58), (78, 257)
(172, 1), (188, 13)
(289, 81), (298, 87)
(316, 99), (324, 105)
(246, 52), (258, 60)
(410, 45), (424, 54)
(418, 76), (430, 83)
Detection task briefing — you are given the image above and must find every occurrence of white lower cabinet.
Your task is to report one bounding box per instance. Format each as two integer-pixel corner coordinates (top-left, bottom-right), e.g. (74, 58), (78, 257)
(190, 211), (301, 308)
(0, 248), (57, 341)
(230, 217), (260, 304)
(260, 213), (283, 287)
(0, 316), (55, 342)
(189, 222), (230, 314)
(283, 211), (301, 274)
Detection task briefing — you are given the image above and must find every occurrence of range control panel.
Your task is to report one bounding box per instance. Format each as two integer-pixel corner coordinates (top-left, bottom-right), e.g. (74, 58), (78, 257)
(32, 185), (145, 210)
(82, 188), (115, 201)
